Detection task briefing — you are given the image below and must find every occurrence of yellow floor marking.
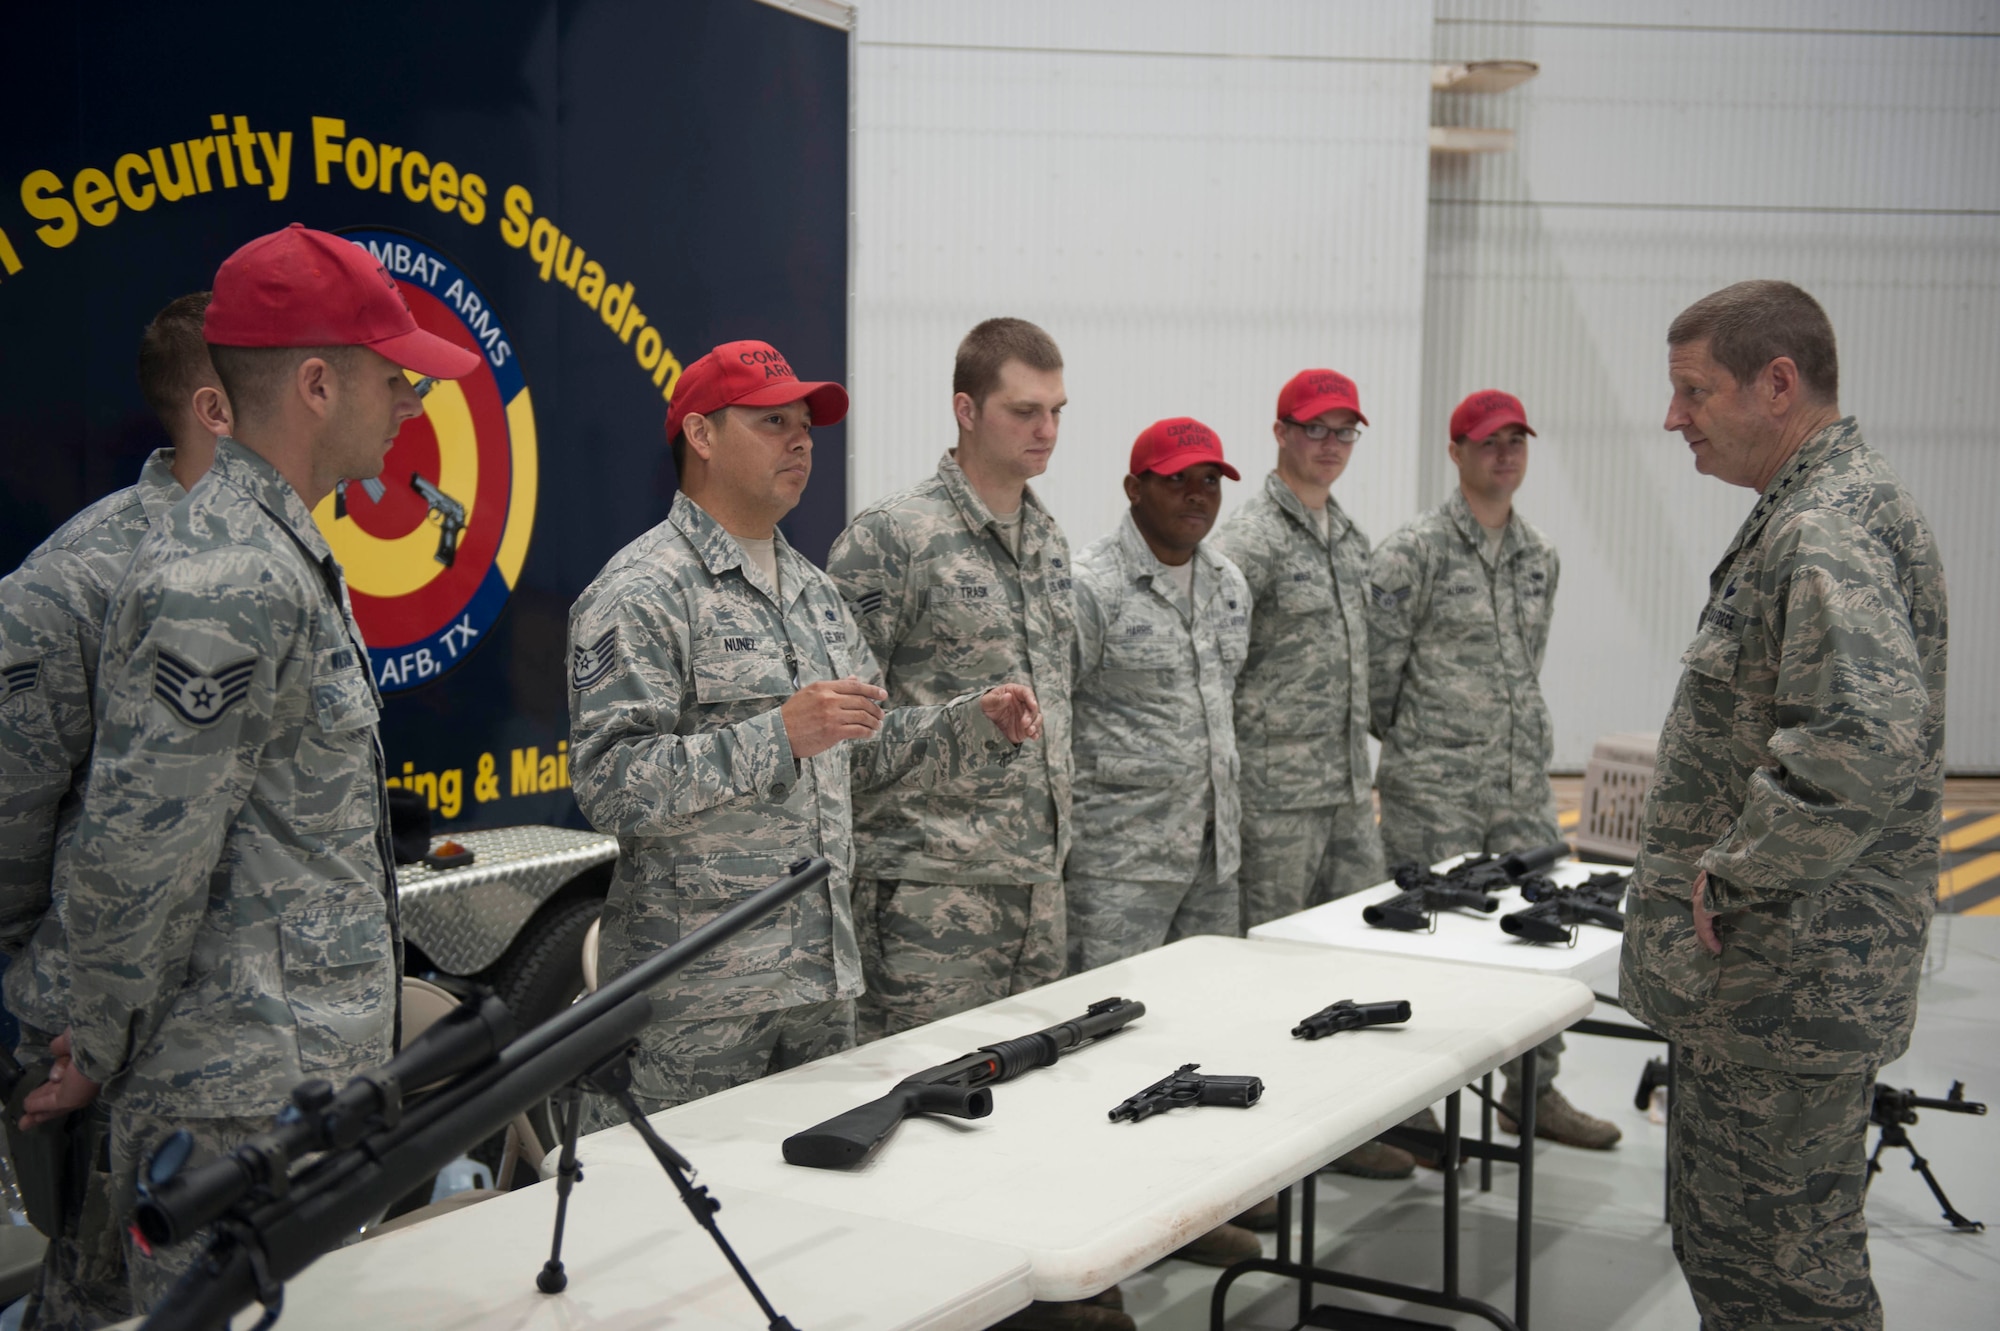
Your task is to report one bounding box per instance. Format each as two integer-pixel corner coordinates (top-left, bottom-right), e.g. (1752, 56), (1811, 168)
(1558, 809), (1580, 829)
(1938, 852), (2000, 901)
(1944, 807), (1963, 819)
(1967, 895), (2000, 917)
(1941, 812), (2000, 854)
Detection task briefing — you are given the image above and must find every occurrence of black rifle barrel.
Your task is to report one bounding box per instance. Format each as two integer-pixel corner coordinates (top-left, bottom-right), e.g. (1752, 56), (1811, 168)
(782, 995), (1144, 1169)
(139, 857), (832, 1331)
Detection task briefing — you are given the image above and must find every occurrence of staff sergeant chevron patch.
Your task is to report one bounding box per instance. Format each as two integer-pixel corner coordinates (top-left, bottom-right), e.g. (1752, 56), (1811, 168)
(153, 648), (257, 726)
(571, 627), (620, 691)
(1, 660), (41, 703)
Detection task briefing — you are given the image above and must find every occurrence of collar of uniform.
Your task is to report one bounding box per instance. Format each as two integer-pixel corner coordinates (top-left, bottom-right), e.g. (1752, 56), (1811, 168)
(212, 437), (335, 563)
(1262, 469), (1348, 547)
(937, 449), (1052, 547)
(667, 490), (808, 606)
(136, 448), (185, 534)
(1116, 509), (1223, 600)
(1727, 416), (1863, 558)
(1444, 487), (1517, 562)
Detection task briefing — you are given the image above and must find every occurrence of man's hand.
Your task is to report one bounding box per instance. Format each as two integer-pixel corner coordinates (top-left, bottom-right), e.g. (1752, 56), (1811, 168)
(781, 677), (887, 759)
(20, 1029), (101, 1130)
(980, 683), (1042, 744)
(1691, 871), (1723, 956)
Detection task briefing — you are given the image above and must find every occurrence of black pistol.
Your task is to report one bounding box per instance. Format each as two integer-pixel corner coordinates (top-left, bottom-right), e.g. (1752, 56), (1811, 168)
(1108, 1064), (1262, 1124)
(784, 996), (1144, 1169)
(1293, 999), (1412, 1040)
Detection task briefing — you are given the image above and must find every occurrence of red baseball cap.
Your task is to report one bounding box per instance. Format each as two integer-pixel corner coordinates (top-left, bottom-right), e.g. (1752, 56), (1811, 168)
(1277, 368), (1369, 427)
(666, 340), (849, 443)
(203, 224), (481, 379)
(1449, 389), (1536, 442)
(1129, 417), (1240, 481)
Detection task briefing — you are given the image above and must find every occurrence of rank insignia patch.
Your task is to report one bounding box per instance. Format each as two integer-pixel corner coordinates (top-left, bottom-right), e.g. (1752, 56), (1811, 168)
(1, 660), (41, 703)
(1371, 584), (1411, 610)
(154, 649), (256, 726)
(571, 627), (620, 691)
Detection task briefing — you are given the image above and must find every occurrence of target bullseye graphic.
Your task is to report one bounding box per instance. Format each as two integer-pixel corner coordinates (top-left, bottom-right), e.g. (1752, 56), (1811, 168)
(314, 229), (537, 692)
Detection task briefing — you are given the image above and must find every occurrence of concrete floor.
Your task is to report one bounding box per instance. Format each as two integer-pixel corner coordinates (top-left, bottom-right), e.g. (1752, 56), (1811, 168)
(1125, 919), (2000, 1330)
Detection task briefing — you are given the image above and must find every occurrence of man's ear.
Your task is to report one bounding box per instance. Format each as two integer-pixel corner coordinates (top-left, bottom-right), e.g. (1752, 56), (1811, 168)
(1447, 438), (1463, 469)
(1123, 473), (1140, 505)
(1271, 420), (1288, 448)
(295, 355), (338, 421)
(1761, 356), (1801, 412)
(191, 384), (232, 438)
(953, 391), (977, 435)
(683, 412), (717, 462)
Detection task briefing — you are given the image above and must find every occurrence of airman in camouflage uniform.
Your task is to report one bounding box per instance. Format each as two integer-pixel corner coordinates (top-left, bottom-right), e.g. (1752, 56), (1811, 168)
(827, 318), (1074, 1042)
(1211, 370), (1382, 933)
(569, 342), (1036, 1120)
(1066, 420), (1249, 973)
(1623, 282), (1946, 1331)
(0, 294), (227, 1331)
(1368, 390), (1618, 1149)
(21, 225), (479, 1313)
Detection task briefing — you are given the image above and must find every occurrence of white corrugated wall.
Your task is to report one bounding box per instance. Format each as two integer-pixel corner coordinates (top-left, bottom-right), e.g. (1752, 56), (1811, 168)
(849, 0), (2000, 771)
(848, 0), (1436, 557)
(1427, 0), (2000, 769)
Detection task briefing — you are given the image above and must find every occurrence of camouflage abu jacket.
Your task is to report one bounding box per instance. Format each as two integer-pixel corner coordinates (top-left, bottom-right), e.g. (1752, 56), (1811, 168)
(827, 451), (1075, 885)
(568, 492), (1015, 1021)
(61, 440), (399, 1116)
(1210, 471), (1372, 809)
(0, 450), (182, 1041)
(1069, 512), (1250, 883)
(1620, 419), (1947, 1073)
(1367, 489), (1559, 803)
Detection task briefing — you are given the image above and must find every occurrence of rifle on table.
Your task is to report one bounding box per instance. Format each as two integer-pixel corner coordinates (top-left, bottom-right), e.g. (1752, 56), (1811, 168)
(1108, 1064), (1263, 1123)
(783, 996), (1145, 1169)
(134, 858), (832, 1331)
(1363, 842), (1572, 932)
(1501, 869), (1628, 945)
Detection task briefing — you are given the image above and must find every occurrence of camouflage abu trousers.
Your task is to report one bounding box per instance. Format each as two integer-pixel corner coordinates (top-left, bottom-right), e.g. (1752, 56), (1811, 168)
(1238, 801), (1386, 932)
(1669, 1044), (1880, 1331)
(852, 879), (1065, 1044)
(583, 996), (855, 1130)
(1066, 822), (1240, 974)
(1375, 784), (1564, 1097)
(108, 1108), (270, 1318)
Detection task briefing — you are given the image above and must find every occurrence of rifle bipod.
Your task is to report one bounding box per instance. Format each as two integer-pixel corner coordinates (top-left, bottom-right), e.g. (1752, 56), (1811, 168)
(537, 1049), (799, 1328)
(1864, 1081), (1986, 1233)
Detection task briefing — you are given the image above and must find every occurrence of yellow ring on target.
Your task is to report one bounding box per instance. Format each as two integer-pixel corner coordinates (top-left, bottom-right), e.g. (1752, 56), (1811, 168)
(313, 377), (481, 599)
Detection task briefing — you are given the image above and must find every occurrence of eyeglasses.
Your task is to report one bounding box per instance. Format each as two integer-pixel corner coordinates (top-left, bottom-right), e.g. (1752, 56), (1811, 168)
(1287, 420), (1362, 444)
(413, 376), (437, 398)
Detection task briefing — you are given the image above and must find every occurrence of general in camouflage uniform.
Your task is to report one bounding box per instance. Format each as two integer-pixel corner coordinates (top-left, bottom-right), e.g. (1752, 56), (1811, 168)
(1212, 369), (1383, 933)
(1623, 282), (1946, 1331)
(1066, 421), (1249, 973)
(25, 226), (478, 1314)
(827, 318), (1074, 1042)
(568, 342), (1033, 1118)
(1368, 391), (1617, 1149)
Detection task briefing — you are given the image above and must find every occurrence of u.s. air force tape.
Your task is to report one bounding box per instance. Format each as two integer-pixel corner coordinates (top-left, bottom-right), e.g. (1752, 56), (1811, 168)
(571, 627), (619, 690)
(153, 649), (256, 726)
(1, 659), (41, 703)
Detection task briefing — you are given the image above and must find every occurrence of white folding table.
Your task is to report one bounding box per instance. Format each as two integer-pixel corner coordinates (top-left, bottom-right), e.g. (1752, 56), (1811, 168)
(573, 935), (1593, 1329)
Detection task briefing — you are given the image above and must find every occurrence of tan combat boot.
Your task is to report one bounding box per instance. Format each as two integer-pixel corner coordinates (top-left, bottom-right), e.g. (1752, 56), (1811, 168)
(1498, 1086), (1623, 1150)
(1324, 1137), (1415, 1179)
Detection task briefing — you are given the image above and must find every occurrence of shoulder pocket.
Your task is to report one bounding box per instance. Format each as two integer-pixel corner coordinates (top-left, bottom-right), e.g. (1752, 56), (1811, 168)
(311, 645), (378, 733)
